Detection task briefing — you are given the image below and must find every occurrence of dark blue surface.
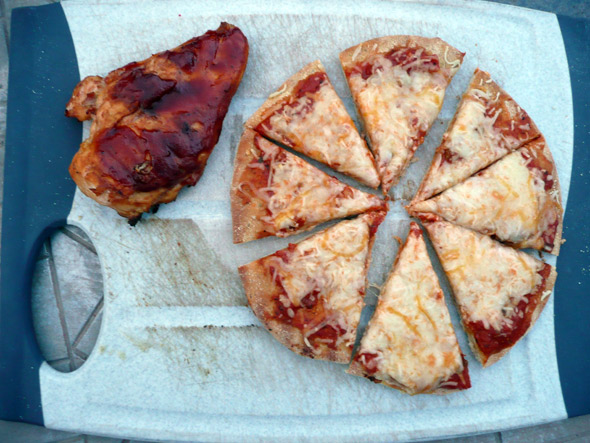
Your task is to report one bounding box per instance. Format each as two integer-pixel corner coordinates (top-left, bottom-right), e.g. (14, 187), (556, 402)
(555, 15), (590, 419)
(0, 3), (81, 424)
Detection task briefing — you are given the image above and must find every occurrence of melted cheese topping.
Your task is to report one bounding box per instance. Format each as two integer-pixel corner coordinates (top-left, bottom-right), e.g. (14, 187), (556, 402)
(426, 221), (544, 331)
(274, 216), (371, 348)
(357, 228), (463, 393)
(348, 53), (447, 189)
(257, 140), (381, 234)
(412, 148), (548, 246)
(419, 82), (531, 200)
(263, 81), (380, 188)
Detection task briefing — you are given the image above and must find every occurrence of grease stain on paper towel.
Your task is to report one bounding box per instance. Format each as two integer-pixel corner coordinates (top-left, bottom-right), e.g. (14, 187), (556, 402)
(124, 326), (246, 385)
(109, 218), (247, 307)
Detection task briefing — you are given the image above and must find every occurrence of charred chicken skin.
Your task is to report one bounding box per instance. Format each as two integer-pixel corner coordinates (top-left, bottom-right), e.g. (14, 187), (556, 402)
(66, 23), (248, 223)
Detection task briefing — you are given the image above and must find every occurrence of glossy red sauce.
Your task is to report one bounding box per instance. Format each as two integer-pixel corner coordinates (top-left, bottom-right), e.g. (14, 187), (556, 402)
(385, 47), (439, 74)
(308, 324), (346, 348)
(542, 219), (559, 251)
(497, 112), (536, 141)
(417, 213), (440, 224)
(273, 243), (297, 265)
(110, 69), (176, 109)
(337, 186), (354, 199)
(348, 47), (440, 80)
(520, 148), (555, 191)
(269, 290), (344, 350)
(439, 146), (462, 166)
(94, 23), (248, 195)
(300, 290), (320, 309)
(408, 222), (422, 238)
(442, 355), (471, 390)
(369, 211), (387, 236)
(256, 72), (328, 137)
(355, 351), (380, 375)
(295, 72), (327, 96)
(163, 50), (197, 73)
(467, 263), (553, 359)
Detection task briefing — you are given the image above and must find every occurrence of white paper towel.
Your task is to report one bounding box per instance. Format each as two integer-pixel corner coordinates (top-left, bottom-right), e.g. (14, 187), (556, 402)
(41, 0), (572, 440)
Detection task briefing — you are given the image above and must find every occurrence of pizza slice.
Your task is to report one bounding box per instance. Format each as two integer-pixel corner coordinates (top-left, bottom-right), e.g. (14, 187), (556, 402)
(231, 129), (387, 244)
(348, 222), (470, 394)
(340, 36), (464, 193)
(423, 218), (557, 367)
(239, 211), (386, 363)
(412, 68), (540, 204)
(245, 60), (380, 188)
(408, 137), (563, 255)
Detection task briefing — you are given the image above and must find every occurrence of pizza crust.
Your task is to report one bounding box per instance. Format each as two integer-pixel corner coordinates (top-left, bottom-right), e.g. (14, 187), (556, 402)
(347, 359), (408, 392)
(468, 69), (540, 138)
(340, 35), (464, 76)
(537, 138), (564, 255)
(348, 359), (468, 395)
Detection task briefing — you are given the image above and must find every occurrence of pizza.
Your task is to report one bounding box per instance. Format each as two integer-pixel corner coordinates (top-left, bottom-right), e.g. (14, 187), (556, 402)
(348, 222), (470, 394)
(231, 129), (386, 244)
(245, 60), (380, 188)
(239, 211), (386, 363)
(422, 218), (557, 367)
(231, 34), (564, 390)
(412, 68), (540, 204)
(408, 137), (563, 255)
(340, 35), (464, 193)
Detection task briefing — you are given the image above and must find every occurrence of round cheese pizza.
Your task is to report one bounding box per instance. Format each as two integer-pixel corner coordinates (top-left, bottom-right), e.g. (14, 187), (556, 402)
(232, 34), (564, 393)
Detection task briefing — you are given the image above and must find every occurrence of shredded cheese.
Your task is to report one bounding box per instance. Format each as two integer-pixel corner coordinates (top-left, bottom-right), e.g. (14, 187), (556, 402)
(426, 221), (546, 331)
(412, 147), (542, 246)
(254, 137), (381, 235)
(268, 83), (288, 99)
(274, 216), (372, 350)
(356, 225), (463, 394)
(443, 46), (461, 69)
(347, 50), (451, 190)
(418, 72), (535, 200)
(351, 44), (362, 62)
(261, 72), (380, 187)
(413, 140), (561, 250)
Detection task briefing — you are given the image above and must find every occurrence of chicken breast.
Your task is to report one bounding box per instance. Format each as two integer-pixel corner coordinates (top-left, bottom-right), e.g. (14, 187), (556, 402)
(67, 22), (249, 223)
